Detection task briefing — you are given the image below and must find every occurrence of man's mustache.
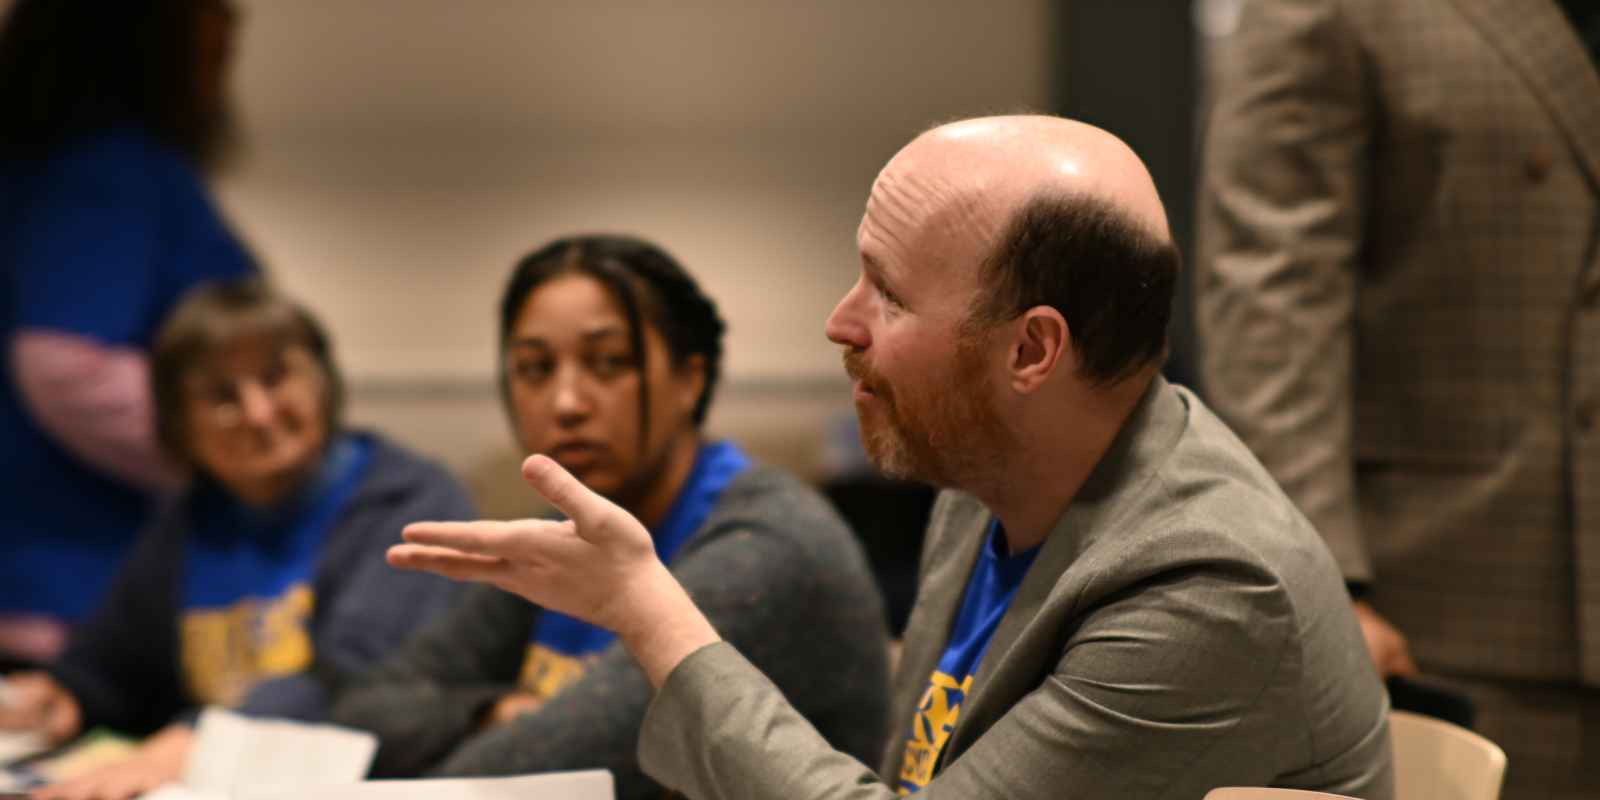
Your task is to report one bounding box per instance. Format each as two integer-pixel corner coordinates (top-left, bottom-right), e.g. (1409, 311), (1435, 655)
(842, 349), (894, 404)
(841, 349), (872, 386)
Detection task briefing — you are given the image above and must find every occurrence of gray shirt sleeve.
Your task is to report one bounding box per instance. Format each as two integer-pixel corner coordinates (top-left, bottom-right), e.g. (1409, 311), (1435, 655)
(330, 583), (536, 777)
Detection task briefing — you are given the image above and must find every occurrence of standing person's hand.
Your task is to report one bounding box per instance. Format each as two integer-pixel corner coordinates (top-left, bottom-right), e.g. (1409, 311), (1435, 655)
(390, 454), (719, 687)
(1353, 600), (1419, 678)
(0, 671), (81, 745)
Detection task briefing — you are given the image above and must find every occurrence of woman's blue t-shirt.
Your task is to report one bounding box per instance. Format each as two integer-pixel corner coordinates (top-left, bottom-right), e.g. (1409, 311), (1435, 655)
(515, 441), (752, 699)
(0, 127), (256, 620)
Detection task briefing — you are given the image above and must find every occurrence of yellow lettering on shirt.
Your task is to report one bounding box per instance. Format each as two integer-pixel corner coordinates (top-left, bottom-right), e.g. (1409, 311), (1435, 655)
(897, 669), (973, 794)
(518, 644), (599, 701)
(180, 584), (314, 707)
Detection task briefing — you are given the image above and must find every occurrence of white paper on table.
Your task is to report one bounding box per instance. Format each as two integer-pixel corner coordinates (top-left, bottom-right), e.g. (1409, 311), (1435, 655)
(179, 707), (377, 798)
(141, 785), (228, 800)
(0, 730), (47, 764)
(235, 770), (615, 800)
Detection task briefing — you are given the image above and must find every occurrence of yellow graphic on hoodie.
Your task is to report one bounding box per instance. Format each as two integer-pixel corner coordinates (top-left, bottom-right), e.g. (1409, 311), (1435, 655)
(180, 584), (314, 706)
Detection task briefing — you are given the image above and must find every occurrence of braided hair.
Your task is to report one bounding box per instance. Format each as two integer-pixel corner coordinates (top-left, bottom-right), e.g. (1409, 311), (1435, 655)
(498, 235), (727, 451)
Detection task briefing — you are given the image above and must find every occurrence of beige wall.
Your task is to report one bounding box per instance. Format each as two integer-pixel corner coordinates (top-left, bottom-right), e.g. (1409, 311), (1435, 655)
(211, 0), (1052, 499)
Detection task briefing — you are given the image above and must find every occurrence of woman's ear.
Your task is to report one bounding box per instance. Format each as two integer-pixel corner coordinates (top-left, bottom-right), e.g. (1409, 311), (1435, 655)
(1008, 306), (1070, 395)
(676, 354), (708, 416)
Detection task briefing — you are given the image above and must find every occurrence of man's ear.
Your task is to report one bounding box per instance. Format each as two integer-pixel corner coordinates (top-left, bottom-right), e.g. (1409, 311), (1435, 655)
(1008, 306), (1070, 395)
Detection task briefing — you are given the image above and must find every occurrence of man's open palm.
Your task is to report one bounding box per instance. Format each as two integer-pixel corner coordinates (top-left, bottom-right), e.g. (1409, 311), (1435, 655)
(389, 454), (665, 635)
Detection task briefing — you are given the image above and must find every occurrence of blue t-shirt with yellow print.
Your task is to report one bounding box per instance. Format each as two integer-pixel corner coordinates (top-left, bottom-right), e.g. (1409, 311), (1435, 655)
(180, 436), (372, 707)
(897, 520), (1040, 795)
(517, 441), (752, 699)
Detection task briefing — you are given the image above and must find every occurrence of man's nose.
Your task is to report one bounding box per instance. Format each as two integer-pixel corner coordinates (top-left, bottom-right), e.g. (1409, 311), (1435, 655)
(825, 278), (872, 351)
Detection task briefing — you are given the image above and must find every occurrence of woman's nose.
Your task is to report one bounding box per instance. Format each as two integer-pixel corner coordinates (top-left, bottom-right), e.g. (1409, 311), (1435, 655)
(236, 380), (276, 427)
(551, 367), (591, 424)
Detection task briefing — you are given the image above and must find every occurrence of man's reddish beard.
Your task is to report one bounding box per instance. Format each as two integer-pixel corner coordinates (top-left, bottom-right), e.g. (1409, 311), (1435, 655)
(841, 337), (1003, 486)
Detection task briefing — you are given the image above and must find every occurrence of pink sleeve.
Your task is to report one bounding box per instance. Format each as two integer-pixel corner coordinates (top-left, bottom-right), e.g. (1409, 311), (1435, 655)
(9, 329), (185, 492)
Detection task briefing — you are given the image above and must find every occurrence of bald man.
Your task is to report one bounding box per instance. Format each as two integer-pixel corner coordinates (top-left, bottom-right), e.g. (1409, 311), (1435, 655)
(391, 116), (1394, 799)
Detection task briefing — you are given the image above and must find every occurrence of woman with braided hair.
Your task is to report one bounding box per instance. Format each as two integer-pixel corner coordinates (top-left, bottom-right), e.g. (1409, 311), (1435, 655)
(331, 234), (890, 798)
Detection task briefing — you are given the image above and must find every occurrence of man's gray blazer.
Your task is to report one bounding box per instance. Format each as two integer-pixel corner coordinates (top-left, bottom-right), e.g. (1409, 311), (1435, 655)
(637, 378), (1394, 799)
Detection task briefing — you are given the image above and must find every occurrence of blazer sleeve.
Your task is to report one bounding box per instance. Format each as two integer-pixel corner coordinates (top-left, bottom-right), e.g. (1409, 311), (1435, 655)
(236, 463), (479, 722)
(428, 525), (843, 800)
(637, 560), (1301, 800)
(328, 584), (536, 778)
(1194, 0), (1374, 581)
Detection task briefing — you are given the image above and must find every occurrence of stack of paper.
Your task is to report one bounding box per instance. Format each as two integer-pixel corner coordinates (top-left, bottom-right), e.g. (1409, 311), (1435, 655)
(0, 731), (47, 765)
(144, 708), (377, 800)
(236, 771), (615, 800)
(142, 710), (613, 800)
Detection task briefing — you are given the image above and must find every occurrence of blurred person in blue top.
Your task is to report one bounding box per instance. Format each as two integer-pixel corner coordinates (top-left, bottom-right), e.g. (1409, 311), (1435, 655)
(0, 278), (474, 800)
(0, 0), (258, 664)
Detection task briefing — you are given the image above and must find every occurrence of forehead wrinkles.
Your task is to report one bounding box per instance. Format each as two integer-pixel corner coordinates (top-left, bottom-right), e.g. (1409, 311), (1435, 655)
(861, 166), (994, 271)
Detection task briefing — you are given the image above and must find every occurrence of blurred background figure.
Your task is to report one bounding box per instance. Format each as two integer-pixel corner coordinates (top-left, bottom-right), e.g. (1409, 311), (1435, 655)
(1197, 0), (1600, 797)
(332, 236), (888, 800)
(0, 0), (257, 665)
(0, 279), (472, 800)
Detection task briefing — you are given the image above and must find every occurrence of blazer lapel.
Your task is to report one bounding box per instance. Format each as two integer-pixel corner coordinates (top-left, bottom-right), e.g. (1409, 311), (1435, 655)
(879, 490), (990, 778)
(942, 377), (1190, 765)
(1447, 0), (1600, 191)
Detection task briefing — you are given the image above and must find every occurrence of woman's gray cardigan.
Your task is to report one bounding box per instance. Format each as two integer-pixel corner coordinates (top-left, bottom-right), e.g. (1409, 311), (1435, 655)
(331, 464), (892, 800)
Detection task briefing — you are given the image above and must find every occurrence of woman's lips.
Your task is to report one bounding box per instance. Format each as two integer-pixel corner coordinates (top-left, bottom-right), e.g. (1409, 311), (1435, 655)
(550, 442), (606, 469)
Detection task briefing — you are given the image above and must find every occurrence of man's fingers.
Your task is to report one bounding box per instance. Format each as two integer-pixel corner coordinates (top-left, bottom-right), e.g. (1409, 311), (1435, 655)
(402, 519), (542, 558)
(388, 543), (511, 583)
(522, 454), (620, 533)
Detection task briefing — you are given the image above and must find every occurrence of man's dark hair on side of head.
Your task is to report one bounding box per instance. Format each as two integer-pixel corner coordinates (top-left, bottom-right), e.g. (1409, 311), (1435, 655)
(969, 193), (1180, 386)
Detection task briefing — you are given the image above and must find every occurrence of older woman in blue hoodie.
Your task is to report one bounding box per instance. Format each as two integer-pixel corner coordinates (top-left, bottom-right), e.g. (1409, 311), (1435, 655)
(0, 278), (473, 800)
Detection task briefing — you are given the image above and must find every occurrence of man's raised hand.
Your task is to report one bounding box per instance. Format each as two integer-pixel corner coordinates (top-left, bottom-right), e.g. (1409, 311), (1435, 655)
(389, 454), (665, 636)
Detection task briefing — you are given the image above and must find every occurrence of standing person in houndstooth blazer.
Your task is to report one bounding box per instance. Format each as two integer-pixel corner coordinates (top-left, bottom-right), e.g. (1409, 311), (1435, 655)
(1197, 0), (1600, 797)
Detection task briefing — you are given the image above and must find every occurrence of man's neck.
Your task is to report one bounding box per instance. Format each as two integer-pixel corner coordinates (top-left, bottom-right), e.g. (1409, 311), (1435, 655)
(968, 374), (1152, 554)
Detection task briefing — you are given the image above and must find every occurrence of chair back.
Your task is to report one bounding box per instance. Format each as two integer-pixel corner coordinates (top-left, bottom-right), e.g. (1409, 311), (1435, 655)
(1205, 789), (1358, 800)
(1389, 709), (1506, 800)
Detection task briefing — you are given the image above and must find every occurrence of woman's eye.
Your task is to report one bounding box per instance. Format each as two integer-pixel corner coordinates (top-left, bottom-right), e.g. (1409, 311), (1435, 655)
(590, 354), (636, 379)
(259, 359), (288, 388)
(205, 383), (238, 408)
(512, 359), (553, 382)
